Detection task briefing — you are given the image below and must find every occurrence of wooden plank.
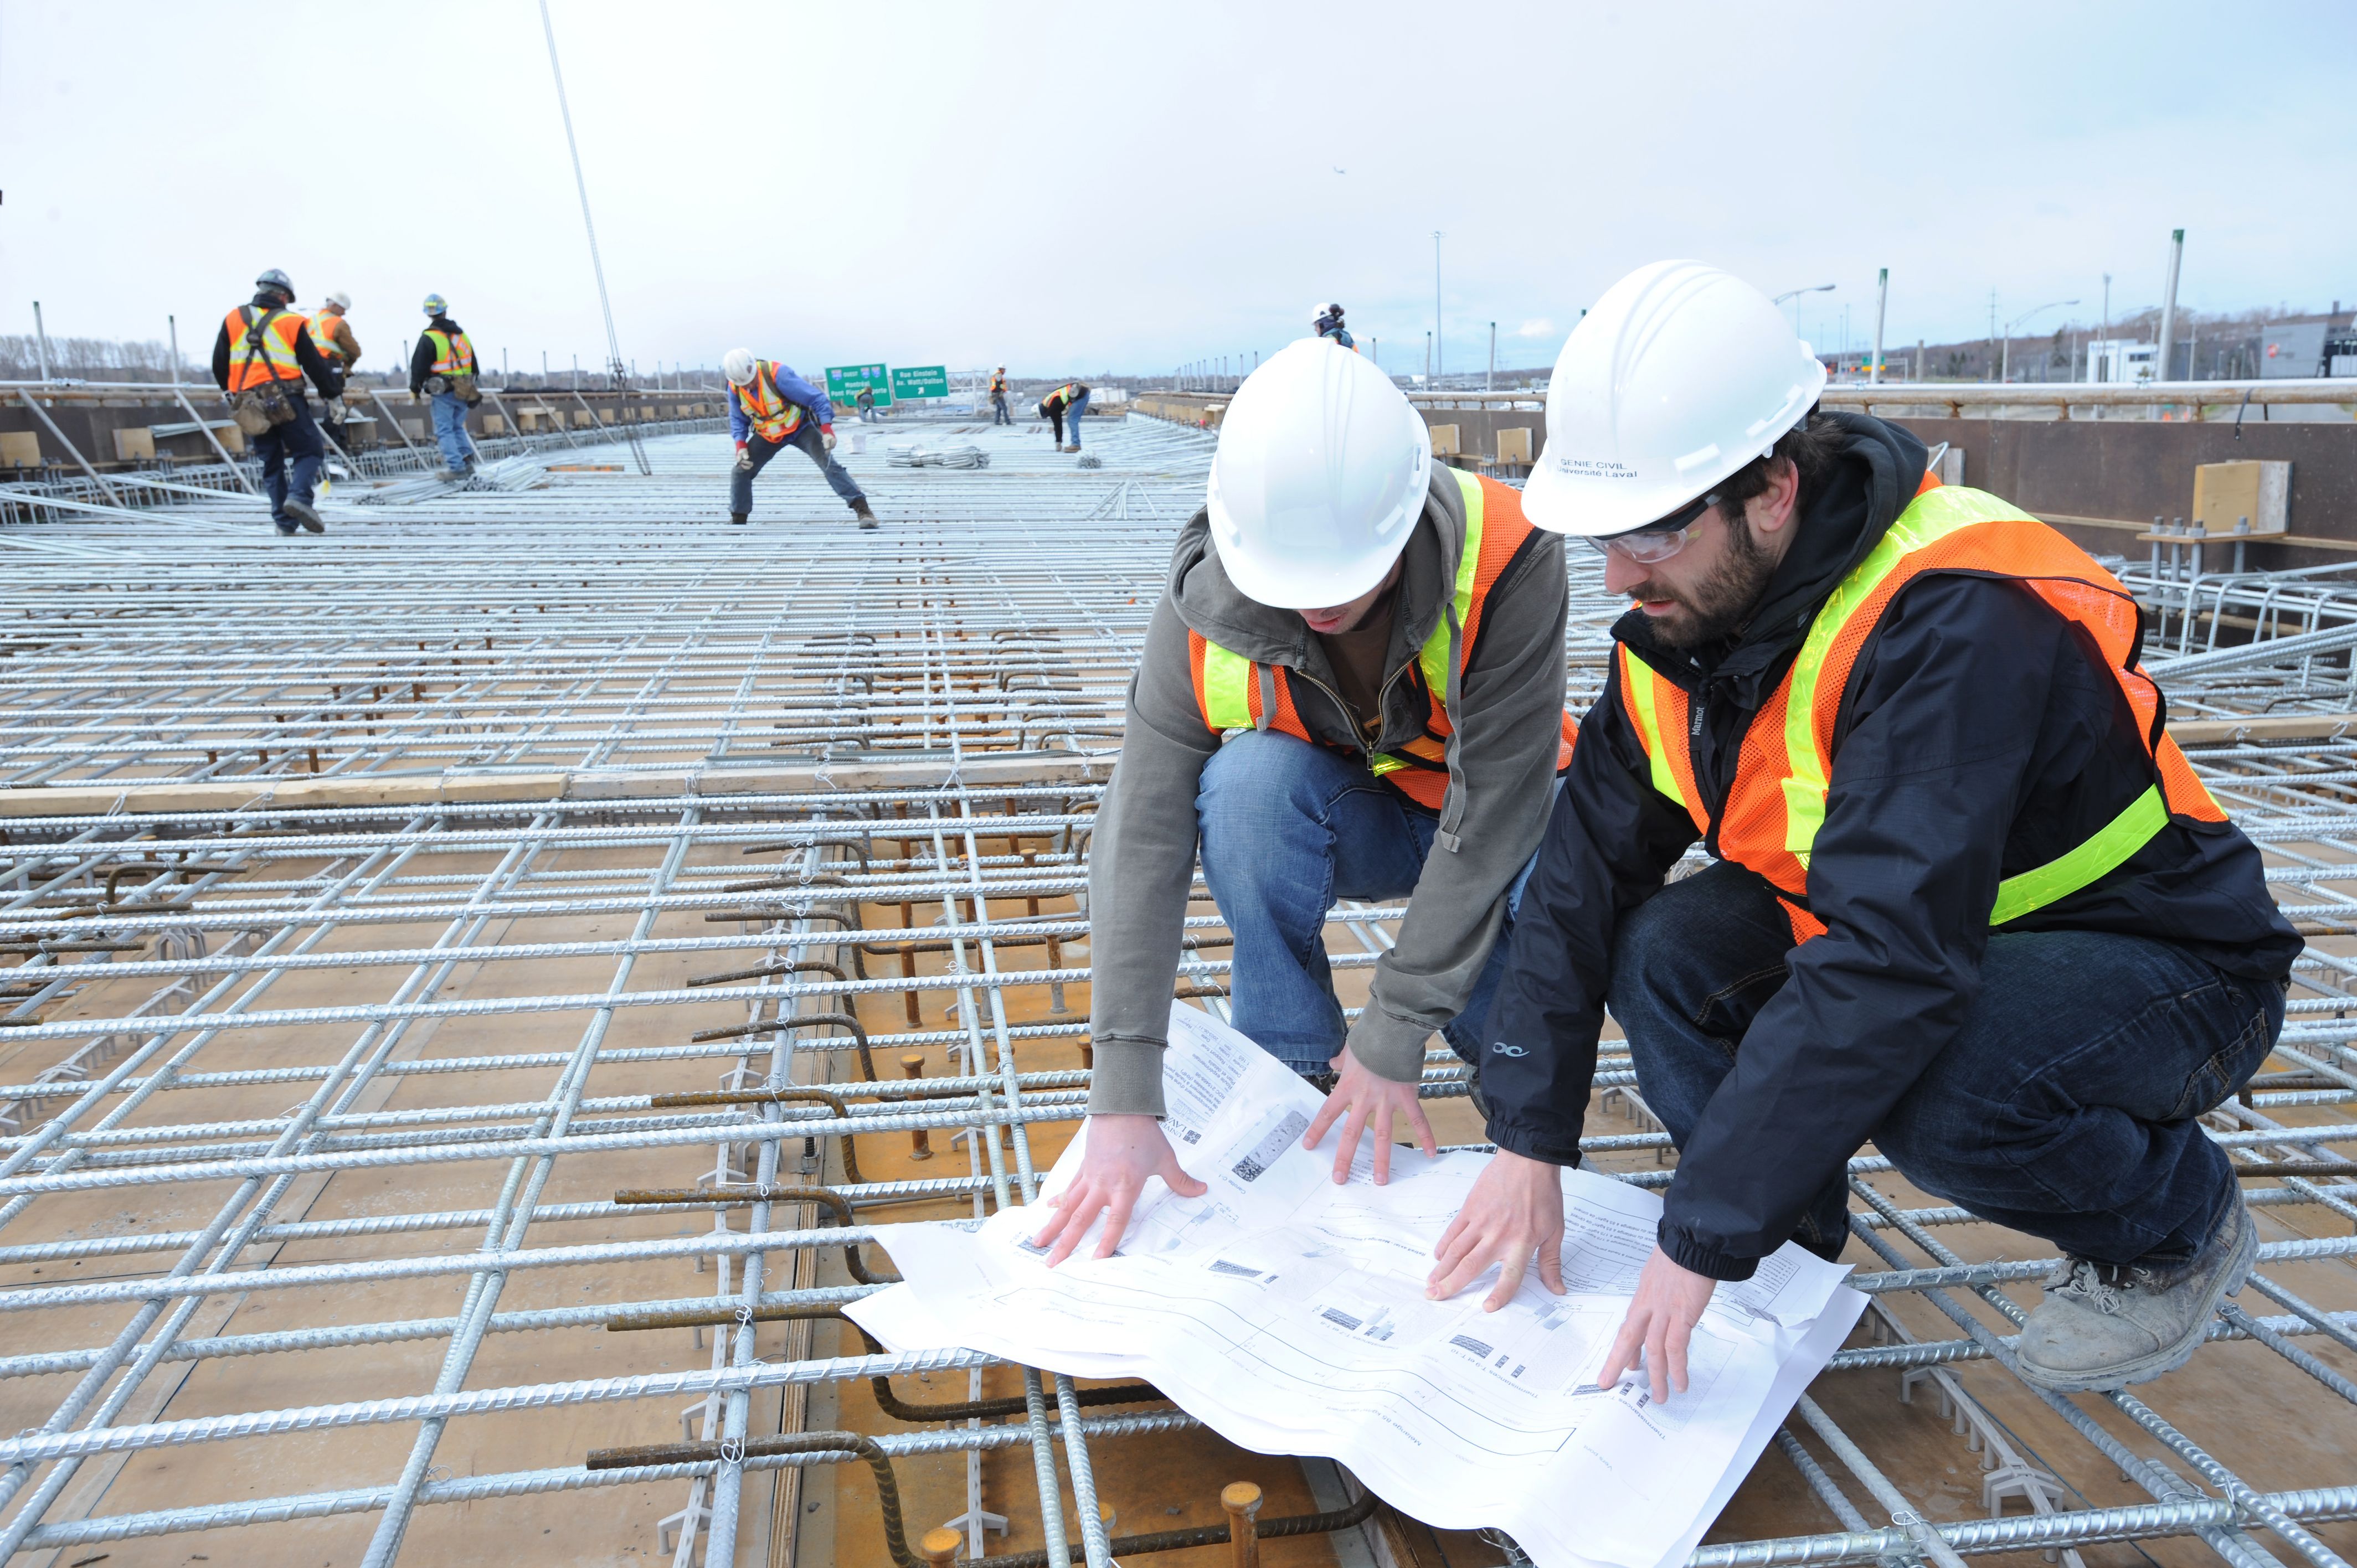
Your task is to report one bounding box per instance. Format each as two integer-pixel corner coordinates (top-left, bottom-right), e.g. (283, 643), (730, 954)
(0, 752), (1110, 821)
(2171, 711), (2357, 745)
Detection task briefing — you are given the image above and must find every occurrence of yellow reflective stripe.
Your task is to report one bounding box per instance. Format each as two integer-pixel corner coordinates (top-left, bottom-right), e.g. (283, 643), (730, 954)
(1367, 753), (1408, 777)
(1200, 642), (1254, 730)
(1779, 486), (2036, 867)
(1990, 785), (2166, 925)
(1416, 468), (1486, 704)
(1622, 647), (1687, 807)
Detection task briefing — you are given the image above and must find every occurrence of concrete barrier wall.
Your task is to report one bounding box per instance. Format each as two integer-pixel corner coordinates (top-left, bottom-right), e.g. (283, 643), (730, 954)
(0, 386), (721, 472)
(1135, 391), (2356, 564)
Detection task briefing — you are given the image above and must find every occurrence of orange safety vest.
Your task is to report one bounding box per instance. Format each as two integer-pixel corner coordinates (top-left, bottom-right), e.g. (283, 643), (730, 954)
(1187, 468), (1578, 814)
(224, 306), (307, 391)
(733, 361), (806, 442)
(1042, 383), (1084, 412)
(990, 373), (1007, 394)
(1616, 475), (2224, 945)
(308, 312), (348, 365)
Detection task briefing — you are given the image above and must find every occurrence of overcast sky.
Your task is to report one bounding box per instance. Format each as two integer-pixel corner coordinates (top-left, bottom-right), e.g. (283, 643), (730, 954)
(3, 1), (2350, 381)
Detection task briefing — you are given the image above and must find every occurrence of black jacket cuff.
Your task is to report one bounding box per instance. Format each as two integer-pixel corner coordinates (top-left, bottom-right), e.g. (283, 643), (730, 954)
(1657, 1220), (1761, 1283)
(1482, 1115), (1584, 1168)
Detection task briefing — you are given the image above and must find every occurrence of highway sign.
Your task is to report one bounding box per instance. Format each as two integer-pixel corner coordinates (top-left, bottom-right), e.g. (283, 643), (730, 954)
(825, 364), (892, 407)
(889, 364), (950, 400)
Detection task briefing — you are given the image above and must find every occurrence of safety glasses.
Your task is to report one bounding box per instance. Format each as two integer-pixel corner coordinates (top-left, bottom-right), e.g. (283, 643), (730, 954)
(1586, 492), (1721, 564)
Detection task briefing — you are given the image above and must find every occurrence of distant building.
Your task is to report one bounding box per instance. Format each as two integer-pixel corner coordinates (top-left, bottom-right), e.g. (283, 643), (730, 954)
(2085, 339), (2157, 384)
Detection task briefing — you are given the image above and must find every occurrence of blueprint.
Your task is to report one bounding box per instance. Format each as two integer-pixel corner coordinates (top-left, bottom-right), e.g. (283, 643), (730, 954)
(850, 1003), (1865, 1568)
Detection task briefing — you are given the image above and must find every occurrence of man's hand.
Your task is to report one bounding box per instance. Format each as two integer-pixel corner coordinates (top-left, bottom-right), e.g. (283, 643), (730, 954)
(1301, 1046), (1435, 1185)
(1426, 1148), (1566, 1311)
(1597, 1248), (1720, 1404)
(821, 425), (837, 451)
(1029, 1115), (1207, 1266)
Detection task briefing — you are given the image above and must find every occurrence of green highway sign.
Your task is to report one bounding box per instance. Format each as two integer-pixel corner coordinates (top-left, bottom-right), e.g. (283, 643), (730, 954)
(889, 364), (950, 401)
(825, 363), (891, 407)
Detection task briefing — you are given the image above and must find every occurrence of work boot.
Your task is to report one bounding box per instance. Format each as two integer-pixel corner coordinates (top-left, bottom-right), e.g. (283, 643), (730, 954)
(729, 512), (748, 526)
(282, 498), (325, 534)
(2015, 1193), (2255, 1393)
(851, 497), (877, 529)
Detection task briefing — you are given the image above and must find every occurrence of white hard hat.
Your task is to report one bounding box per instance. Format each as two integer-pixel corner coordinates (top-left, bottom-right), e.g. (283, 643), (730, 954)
(1204, 338), (1430, 609)
(722, 348), (756, 385)
(1521, 260), (1825, 538)
(324, 292), (352, 312)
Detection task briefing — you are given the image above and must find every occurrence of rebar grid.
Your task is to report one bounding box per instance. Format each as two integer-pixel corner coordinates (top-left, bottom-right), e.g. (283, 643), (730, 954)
(0, 420), (2353, 1568)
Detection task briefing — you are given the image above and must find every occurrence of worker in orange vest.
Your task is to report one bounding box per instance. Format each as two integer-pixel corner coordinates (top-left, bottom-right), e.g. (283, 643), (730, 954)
(1027, 339), (1578, 1264)
(307, 292), (359, 447)
(989, 367), (1011, 426)
(1431, 261), (2297, 1400)
(210, 267), (339, 535)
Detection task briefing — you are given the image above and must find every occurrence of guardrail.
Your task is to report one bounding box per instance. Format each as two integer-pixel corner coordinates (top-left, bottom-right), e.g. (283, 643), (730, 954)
(1397, 380), (2357, 421)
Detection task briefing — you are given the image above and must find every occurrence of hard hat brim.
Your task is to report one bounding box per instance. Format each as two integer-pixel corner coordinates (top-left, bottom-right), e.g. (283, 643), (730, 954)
(1522, 357), (1826, 538)
(1205, 492), (1418, 610)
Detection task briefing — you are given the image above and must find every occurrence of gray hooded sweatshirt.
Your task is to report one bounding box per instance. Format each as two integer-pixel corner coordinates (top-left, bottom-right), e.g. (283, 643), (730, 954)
(1087, 468), (1572, 1117)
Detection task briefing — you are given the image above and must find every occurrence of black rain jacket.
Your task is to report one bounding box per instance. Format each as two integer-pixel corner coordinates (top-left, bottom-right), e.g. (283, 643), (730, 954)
(1481, 411), (2299, 1281)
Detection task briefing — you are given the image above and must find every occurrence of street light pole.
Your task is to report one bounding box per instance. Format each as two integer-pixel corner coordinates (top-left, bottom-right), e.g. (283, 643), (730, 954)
(1432, 230), (1444, 388)
(1871, 269), (1888, 385)
(2155, 227), (2185, 386)
(2000, 300), (2078, 383)
(1772, 285), (1836, 350)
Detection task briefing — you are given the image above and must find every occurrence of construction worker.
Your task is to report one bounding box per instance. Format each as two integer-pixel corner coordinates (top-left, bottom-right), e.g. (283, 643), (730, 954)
(1029, 339), (1580, 1263)
(1038, 379), (1090, 452)
(307, 292), (359, 448)
(989, 367), (1012, 425)
(210, 267), (337, 535)
(1428, 261), (2299, 1400)
(408, 293), (481, 477)
(855, 384), (878, 424)
(721, 348), (877, 529)
(1314, 302), (1356, 350)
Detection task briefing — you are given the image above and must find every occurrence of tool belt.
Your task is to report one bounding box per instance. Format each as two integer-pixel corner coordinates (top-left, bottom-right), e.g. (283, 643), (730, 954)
(424, 373), (482, 406)
(229, 382), (296, 436)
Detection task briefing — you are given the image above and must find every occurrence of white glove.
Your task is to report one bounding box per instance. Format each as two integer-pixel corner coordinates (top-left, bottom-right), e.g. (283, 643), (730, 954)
(326, 398), (348, 421)
(821, 430), (838, 451)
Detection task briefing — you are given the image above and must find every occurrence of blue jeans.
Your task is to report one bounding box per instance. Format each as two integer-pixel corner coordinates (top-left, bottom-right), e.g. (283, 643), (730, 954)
(730, 420), (866, 517)
(1612, 862), (2285, 1267)
(1066, 390), (1090, 448)
(253, 391), (323, 526)
(1196, 729), (1541, 1073)
(991, 393), (1012, 425)
(430, 391), (478, 470)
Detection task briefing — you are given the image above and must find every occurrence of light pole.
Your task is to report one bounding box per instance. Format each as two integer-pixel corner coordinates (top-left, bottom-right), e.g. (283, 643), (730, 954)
(2098, 274), (2111, 382)
(1871, 268), (1888, 385)
(1432, 230), (1444, 387)
(2000, 300), (2078, 383)
(1772, 283), (1835, 331)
